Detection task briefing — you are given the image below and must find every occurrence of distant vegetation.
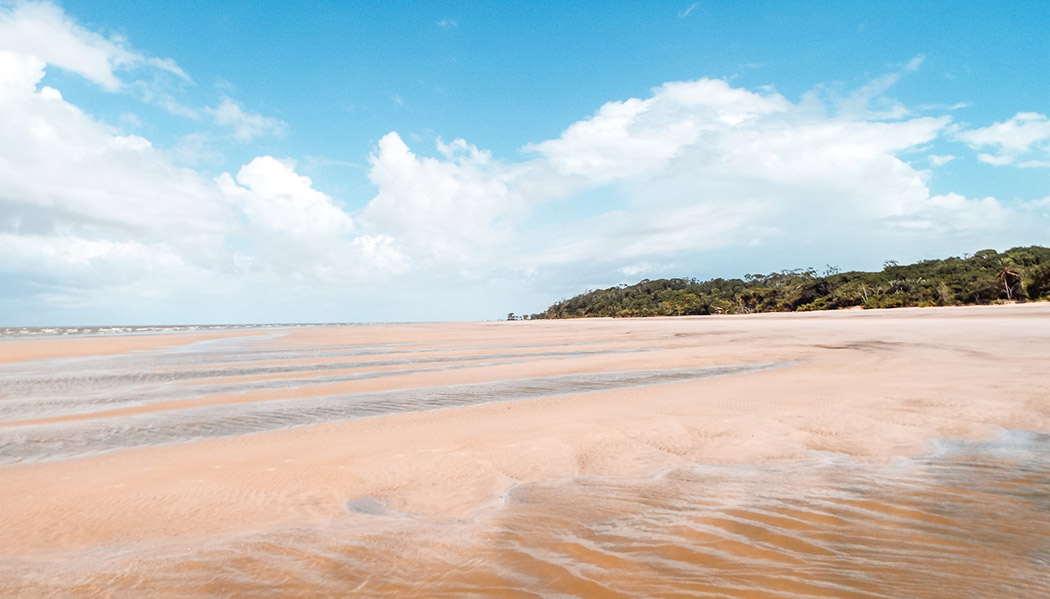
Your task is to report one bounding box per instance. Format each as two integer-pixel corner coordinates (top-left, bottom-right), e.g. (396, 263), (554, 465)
(524, 246), (1050, 319)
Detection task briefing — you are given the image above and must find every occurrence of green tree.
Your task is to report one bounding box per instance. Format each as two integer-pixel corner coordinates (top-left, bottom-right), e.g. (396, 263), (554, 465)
(528, 246), (1050, 319)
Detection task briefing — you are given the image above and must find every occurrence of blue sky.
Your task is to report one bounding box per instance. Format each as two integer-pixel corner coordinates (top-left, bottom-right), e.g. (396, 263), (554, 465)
(1, 1), (1048, 324)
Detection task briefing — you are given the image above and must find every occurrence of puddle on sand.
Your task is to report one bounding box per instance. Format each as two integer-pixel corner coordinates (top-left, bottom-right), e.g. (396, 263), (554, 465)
(4, 430), (1048, 599)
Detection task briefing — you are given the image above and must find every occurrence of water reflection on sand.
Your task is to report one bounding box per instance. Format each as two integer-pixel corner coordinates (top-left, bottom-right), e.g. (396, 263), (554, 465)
(0, 333), (777, 464)
(5, 431), (1048, 598)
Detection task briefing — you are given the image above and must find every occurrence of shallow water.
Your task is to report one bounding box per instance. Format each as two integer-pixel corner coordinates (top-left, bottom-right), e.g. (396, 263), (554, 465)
(2, 326), (1049, 598)
(5, 430), (1048, 598)
(0, 364), (775, 464)
(2, 333), (672, 461)
(0, 337), (646, 422)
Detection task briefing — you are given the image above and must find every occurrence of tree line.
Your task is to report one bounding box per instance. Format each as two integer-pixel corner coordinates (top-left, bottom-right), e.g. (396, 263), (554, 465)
(527, 246), (1050, 319)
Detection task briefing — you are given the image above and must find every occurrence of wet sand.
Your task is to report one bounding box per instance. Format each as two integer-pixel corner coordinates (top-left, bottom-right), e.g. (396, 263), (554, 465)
(1, 304), (1049, 597)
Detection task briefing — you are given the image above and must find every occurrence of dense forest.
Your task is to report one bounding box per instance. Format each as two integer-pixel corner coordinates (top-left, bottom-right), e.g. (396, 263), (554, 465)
(526, 246), (1050, 319)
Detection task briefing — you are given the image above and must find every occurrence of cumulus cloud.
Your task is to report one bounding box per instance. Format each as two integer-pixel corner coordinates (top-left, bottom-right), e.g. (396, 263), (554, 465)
(0, 51), (230, 243)
(219, 156), (352, 238)
(214, 156), (398, 282)
(363, 132), (532, 262)
(360, 72), (1045, 287)
(525, 78), (791, 183)
(956, 112), (1050, 166)
(0, 48), (238, 316)
(207, 98), (288, 141)
(0, 43), (386, 321)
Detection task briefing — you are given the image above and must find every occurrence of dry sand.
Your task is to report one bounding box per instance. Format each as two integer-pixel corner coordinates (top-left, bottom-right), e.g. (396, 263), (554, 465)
(1, 304), (1048, 597)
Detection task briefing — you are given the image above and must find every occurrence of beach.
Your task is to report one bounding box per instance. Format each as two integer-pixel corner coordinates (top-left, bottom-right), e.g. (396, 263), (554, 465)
(1, 304), (1048, 597)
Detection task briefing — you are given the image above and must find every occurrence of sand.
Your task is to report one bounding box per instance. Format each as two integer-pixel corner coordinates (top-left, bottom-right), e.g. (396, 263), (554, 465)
(1, 304), (1048, 597)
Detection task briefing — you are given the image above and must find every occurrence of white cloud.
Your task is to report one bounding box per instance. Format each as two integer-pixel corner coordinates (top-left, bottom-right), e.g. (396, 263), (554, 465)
(214, 156), (391, 282)
(363, 132), (532, 262)
(956, 112), (1050, 166)
(0, 233), (192, 289)
(1027, 197), (1050, 215)
(928, 154), (956, 166)
(888, 193), (1008, 234)
(0, 50), (231, 243)
(220, 156), (353, 238)
(437, 18), (458, 28)
(207, 98), (287, 141)
(525, 79), (790, 183)
(0, 1), (187, 91)
(352, 234), (408, 273)
(0, 44), (394, 320)
(976, 152), (1014, 166)
(622, 262), (654, 276)
(360, 71), (1043, 288)
(508, 76), (948, 264)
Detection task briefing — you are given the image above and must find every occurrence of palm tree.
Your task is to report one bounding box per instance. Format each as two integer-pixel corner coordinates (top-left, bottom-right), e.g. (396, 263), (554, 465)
(996, 258), (1024, 300)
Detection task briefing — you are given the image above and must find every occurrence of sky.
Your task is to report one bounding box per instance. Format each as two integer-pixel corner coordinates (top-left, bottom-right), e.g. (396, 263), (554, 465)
(1, 1), (1048, 325)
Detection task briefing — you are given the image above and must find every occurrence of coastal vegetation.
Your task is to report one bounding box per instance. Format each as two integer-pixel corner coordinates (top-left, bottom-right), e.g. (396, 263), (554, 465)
(529, 246), (1050, 319)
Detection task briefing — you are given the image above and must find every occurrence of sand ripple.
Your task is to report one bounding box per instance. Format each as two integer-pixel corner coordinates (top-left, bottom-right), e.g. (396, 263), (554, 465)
(3, 431), (1047, 598)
